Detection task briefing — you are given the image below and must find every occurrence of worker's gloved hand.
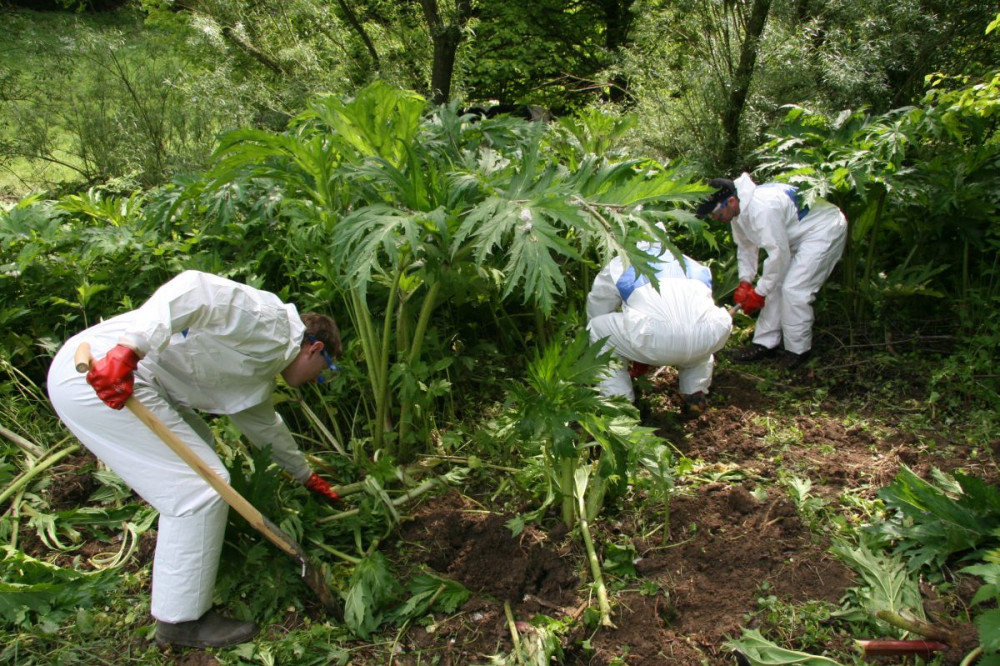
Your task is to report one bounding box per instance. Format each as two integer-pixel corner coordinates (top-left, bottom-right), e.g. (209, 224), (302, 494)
(733, 280), (753, 306)
(741, 286), (766, 316)
(86, 344), (140, 410)
(305, 473), (341, 504)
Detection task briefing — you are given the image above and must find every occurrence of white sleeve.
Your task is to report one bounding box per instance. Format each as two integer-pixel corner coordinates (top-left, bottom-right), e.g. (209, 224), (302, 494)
(732, 223), (759, 284)
(745, 199), (794, 297)
(228, 399), (312, 482)
(586, 262), (622, 319)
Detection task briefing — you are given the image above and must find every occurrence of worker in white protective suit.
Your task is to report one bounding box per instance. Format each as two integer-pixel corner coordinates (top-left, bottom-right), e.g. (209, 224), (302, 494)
(47, 270), (343, 649)
(587, 244), (733, 416)
(696, 174), (848, 369)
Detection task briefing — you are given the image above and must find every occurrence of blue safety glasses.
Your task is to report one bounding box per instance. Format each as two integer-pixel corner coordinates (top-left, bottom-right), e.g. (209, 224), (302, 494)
(305, 334), (340, 384)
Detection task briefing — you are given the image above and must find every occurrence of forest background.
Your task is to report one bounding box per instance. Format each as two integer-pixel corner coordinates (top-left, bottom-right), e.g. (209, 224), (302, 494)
(3, 0), (1000, 664)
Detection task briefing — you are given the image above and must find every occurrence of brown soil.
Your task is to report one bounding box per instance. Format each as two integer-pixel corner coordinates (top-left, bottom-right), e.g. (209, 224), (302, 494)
(383, 362), (995, 665)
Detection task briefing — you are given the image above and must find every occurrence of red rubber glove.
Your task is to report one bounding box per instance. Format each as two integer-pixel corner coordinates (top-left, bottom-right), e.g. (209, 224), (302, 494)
(741, 287), (766, 316)
(305, 473), (341, 503)
(86, 344), (140, 410)
(628, 361), (653, 379)
(733, 281), (753, 306)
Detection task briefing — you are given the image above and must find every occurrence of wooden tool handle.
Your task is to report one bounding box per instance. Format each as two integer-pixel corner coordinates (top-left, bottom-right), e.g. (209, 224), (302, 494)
(73, 343), (304, 560)
(74, 342), (93, 373)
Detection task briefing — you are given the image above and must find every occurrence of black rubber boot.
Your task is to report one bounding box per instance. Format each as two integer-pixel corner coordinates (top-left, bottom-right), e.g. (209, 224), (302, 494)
(777, 349), (811, 370)
(155, 610), (258, 648)
(681, 391), (708, 419)
(730, 343), (777, 363)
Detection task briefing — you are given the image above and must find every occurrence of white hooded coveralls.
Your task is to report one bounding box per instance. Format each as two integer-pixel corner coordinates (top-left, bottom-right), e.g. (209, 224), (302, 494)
(731, 173), (848, 354)
(47, 271), (313, 623)
(587, 244), (732, 402)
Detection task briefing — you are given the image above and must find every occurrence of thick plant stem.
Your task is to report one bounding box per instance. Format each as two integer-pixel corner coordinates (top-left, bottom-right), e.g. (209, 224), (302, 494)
(960, 647), (984, 666)
(560, 457), (575, 530)
(856, 639), (947, 657)
(397, 280), (442, 460)
(875, 609), (956, 644)
(308, 538), (362, 564)
(503, 601), (526, 666)
(316, 470), (460, 524)
(378, 269), (404, 456)
(0, 443), (79, 506)
(349, 291), (381, 458)
(0, 424), (45, 459)
(575, 467), (615, 627)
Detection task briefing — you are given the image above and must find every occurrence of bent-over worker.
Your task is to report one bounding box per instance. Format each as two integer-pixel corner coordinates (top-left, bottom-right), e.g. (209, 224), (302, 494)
(587, 244), (732, 416)
(47, 270), (342, 649)
(697, 174), (848, 369)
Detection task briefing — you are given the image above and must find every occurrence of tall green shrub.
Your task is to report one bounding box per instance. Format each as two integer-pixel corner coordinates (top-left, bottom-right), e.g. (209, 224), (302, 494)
(160, 82), (706, 460)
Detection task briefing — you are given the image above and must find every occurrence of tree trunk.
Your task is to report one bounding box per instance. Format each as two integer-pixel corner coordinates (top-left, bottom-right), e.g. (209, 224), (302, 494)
(597, 0), (635, 103)
(220, 25), (286, 76)
(418, 0), (473, 105)
(335, 0), (381, 72)
(720, 0), (772, 171)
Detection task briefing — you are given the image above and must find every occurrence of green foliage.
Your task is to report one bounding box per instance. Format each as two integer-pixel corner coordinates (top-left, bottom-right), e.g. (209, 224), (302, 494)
(0, 192), (180, 383)
(0, 10), (250, 193)
(602, 541), (638, 578)
(387, 573), (470, 625)
(165, 82), (703, 459)
(961, 559), (1000, 660)
(755, 69), (1000, 327)
(499, 325), (673, 536)
(870, 465), (1000, 571)
(458, 0), (611, 109)
(726, 627), (844, 665)
(831, 536), (926, 637)
(0, 546), (120, 631)
(623, 0), (1000, 173)
(747, 581), (843, 656)
(859, 466), (1000, 660)
(344, 551), (399, 639)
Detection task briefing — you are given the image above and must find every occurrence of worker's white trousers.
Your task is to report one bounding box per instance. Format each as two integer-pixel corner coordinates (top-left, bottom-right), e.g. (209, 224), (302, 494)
(754, 206), (848, 354)
(588, 307), (732, 402)
(48, 333), (228, 624)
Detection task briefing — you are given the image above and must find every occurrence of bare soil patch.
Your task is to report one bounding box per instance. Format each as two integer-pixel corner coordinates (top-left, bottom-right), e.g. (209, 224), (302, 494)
(384, 360), (996, 665)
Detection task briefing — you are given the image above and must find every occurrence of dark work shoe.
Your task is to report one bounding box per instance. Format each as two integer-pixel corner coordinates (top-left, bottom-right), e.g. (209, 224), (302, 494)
(730, 343), (777, 363)
(155, 610), (258, 649)
(681, 391), (708, 419)
(777, 349), (812, 370)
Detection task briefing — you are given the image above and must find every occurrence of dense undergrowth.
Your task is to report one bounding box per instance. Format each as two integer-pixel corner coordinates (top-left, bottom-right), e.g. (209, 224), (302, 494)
(2, 37), (1000, 666)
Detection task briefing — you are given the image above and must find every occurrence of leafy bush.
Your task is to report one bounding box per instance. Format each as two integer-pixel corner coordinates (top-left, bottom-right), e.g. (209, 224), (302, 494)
(871, 465), (1000, 571)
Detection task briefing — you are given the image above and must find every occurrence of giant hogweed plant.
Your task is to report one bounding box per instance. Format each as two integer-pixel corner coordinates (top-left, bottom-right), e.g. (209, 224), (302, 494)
(496, 328), (675, 628)
(163, 81), (708, 461)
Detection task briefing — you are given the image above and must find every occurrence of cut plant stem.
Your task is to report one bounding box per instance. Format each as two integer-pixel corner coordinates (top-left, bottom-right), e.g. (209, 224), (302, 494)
(0, 442), (79, 506)
(503, 601), (526, 666)
(297, 399), (348, 457)
(417, 454), (521, 474)
(308, 538), (362, 564)
(875, 609), (957, 644)
(575, 467), (615, 627)
(316, 469), (463, 524)
(856, 639), (948, 657)
(0, 424), (45, 459)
